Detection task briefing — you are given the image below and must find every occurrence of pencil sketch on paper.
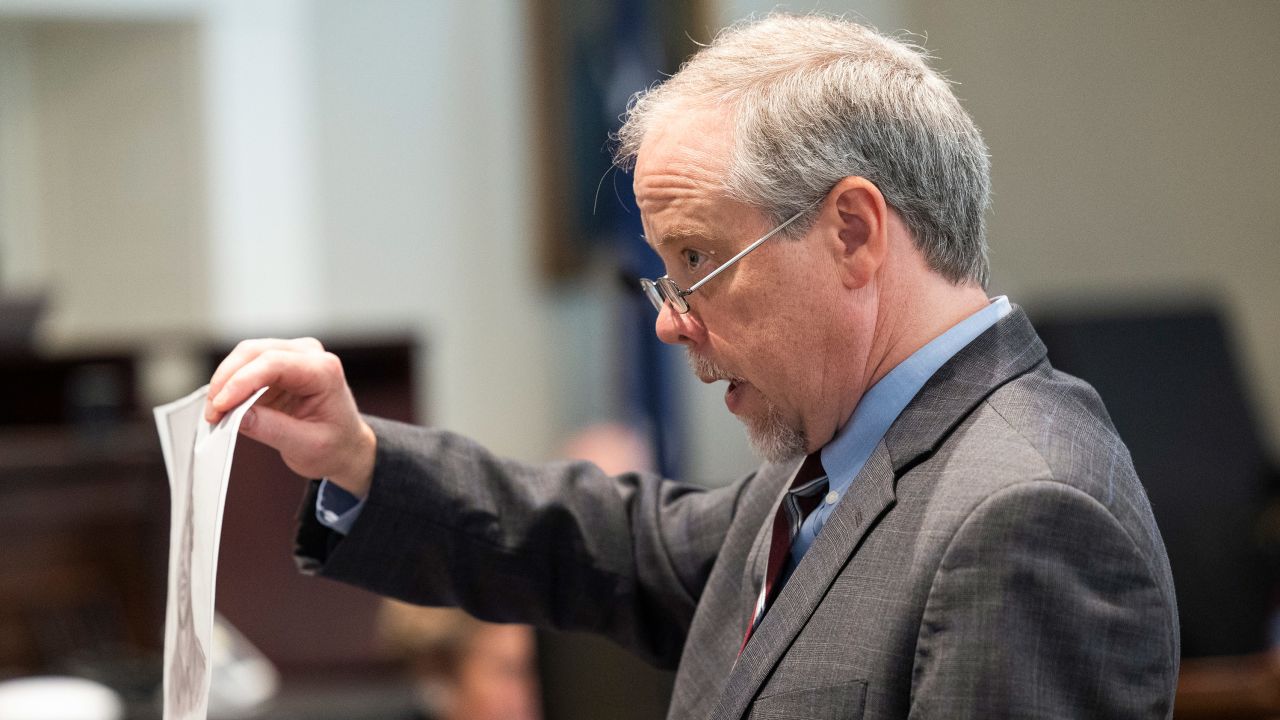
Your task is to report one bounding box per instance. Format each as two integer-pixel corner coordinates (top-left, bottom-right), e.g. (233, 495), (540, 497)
(169, 489), (206, 715)
(155, 385), (267, 720)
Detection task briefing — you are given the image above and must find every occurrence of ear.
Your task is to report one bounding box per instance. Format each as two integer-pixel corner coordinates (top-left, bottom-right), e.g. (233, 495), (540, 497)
(823, 176), (889, 290)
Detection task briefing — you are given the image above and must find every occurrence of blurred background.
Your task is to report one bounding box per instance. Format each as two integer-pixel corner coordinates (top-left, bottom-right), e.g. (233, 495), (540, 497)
(0, 0), (1276, 718)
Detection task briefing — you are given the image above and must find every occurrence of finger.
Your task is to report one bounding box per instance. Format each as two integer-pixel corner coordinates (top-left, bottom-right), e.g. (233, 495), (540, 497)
(238, 405), (318, 467)
(206, 337), (325, 422)
(207, 339), (285, 421)
(252, 386), (289, 414)
(239, 404), (342, 480)
(209, 337), (324, 398)
(209, 348), (341, 419)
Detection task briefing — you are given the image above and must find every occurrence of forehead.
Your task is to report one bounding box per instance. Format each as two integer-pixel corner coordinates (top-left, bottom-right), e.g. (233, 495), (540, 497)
(633, 107), (731, 183)
(633, 107), (735, 244)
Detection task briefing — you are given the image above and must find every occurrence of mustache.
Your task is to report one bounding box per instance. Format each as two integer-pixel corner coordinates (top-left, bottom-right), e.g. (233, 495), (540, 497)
(687, 352), (741, 384)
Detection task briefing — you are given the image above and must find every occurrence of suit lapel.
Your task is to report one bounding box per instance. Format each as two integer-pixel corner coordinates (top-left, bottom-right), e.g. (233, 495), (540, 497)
(882, 307), (1046, 472)
(708, 308), (1047, 719)
(712, 443), (896, 720)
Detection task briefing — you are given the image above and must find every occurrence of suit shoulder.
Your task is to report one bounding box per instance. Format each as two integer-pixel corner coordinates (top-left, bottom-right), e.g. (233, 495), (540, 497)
(979, 362), (1132, 501)
(916, 361), (1168, 571)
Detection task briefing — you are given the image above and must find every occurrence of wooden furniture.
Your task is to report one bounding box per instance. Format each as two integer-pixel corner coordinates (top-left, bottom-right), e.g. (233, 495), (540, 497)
(0, 338), (419, 691)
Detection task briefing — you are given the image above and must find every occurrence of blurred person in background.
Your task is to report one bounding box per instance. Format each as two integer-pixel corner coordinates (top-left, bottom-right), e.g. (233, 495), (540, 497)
(377, 600), (540, 720)
(559, 422), (655, 477)
(206, 13), (1179, 719)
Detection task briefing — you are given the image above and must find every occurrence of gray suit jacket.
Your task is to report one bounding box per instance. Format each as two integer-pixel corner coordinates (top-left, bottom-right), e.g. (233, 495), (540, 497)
(296, 309), (1179, 719)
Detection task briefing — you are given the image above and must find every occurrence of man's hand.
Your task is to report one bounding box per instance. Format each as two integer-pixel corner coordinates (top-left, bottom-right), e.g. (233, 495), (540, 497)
(204, 337), (377, 498)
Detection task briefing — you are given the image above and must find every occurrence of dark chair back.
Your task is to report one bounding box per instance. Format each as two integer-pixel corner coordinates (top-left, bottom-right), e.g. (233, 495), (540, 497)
(1034, 303), (1275, 657)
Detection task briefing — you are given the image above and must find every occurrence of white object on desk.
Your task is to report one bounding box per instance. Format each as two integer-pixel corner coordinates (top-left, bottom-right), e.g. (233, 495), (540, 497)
(0, 676), (124, 720)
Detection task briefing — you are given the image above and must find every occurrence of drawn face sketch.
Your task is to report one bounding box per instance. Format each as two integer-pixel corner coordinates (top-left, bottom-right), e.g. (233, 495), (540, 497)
(159, 394), (209, 720)
(169, 486), (207, 715)
(157, 385), (267, 720)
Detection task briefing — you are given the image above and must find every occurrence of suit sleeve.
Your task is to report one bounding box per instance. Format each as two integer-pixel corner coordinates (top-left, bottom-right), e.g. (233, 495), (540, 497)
(294, 416), (746, 669)
(909, 481), (1179, 719)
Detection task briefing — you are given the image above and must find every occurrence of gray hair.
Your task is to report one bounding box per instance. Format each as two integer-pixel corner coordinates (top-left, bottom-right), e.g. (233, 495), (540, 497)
(615, 13), (991, 286)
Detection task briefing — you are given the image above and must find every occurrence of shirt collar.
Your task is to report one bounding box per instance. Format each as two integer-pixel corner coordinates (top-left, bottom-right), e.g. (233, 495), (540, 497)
(819, 296), (1012, 493)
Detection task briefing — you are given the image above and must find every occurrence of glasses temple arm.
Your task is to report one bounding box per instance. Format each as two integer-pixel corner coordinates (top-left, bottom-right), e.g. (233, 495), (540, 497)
(684, 202), (816, 295)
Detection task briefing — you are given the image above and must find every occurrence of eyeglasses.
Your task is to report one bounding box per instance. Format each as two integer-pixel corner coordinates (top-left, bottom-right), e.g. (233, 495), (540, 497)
(639, 201), (817, 314)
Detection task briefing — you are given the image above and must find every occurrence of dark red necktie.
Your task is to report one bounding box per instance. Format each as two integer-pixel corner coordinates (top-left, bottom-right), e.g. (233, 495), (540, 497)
(740, 453), (829, 654)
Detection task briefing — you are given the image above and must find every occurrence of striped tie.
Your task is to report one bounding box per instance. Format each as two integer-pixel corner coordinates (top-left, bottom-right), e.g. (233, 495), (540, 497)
(740, 453), (828, 654)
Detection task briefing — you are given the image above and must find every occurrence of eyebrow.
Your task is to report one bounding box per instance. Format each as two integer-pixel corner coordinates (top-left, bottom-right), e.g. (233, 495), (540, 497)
(650, 226), (717, 248)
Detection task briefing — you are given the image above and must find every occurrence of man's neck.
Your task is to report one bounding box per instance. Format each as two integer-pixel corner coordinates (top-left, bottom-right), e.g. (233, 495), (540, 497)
(811, 279), (990, 449)
(866, 281), (991, 391)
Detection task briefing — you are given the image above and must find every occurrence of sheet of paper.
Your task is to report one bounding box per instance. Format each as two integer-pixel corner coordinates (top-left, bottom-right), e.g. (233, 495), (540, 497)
(155, 385), (268, 720)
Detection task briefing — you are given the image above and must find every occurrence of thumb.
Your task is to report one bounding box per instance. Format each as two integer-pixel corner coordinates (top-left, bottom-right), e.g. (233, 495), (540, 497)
(237, 404), (340, 480)
(238, 404), (306, 454)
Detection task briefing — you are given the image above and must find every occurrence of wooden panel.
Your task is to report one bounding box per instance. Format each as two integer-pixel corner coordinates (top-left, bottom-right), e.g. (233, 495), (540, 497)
(0, 422), (168, 673)
(0, 352), (137, 426)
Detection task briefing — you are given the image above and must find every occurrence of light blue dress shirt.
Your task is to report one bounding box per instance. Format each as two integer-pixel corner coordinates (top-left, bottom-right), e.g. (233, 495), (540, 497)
(318, 297), (1013, 544)
(316, 477), (364, 535)
(786, 296), (1011, 573)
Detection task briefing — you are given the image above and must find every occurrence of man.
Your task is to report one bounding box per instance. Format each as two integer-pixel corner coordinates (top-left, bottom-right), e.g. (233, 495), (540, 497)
(206, 14), (1179, 719)
(377, 600), (541, 720)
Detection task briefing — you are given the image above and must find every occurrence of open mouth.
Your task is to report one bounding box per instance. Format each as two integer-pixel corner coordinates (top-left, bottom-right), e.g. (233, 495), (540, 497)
(688, 352), (748, 411)
(724, 379), (748, 413)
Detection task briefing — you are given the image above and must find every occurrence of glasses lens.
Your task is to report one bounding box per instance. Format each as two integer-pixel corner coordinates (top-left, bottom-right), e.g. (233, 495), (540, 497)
(657, 277), (689, 313)
(639, 279), (664, 312)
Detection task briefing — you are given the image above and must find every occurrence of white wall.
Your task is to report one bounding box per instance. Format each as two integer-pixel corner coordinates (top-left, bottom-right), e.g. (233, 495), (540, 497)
(718, 0), (904, 28)
(310, 0), (554, 459)
(0, 22), (43, 295)
(0, 0), (557, 460)
(312, 0), (558, 459)
(5, 0), (1276, 471)
(202, 0), (323, 336)
(0, 19), (207, 346)
(907, 0), (1280, 453)
(693, 0), (1280, 470)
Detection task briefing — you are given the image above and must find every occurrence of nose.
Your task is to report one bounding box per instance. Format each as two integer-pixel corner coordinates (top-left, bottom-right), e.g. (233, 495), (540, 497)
(655, 301), (705, 346)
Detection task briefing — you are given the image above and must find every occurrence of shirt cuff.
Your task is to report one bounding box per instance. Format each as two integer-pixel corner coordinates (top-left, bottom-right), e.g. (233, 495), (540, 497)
(315, 478), (366, 535)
